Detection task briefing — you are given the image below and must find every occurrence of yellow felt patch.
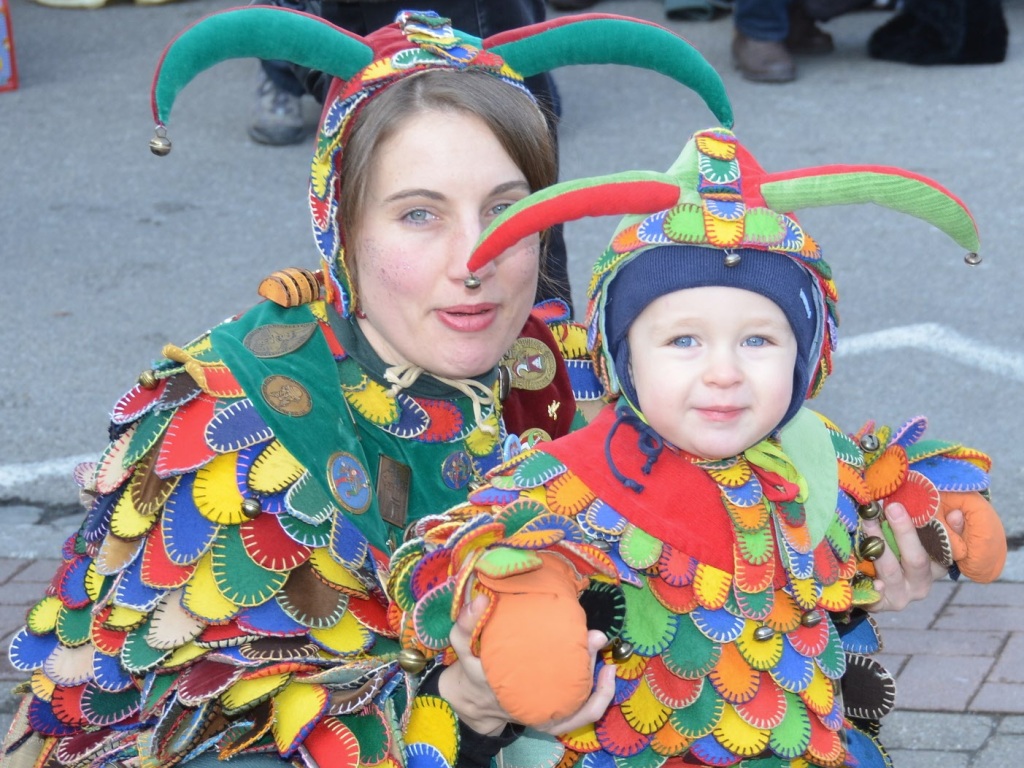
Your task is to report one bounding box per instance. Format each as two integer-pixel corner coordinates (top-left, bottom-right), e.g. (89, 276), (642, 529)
(405, 695), (459, 765)
(695, 134), (736, 161)
(248, 441), (304, 494)
(26, 597), (62, 635)
(102, 605), (146, 631)
(183, 551), (239, 623)
(735, 623), (783, 671)
(31, 670), (56, 701)
(271, 682), (330, 755)
(344, 377), (399, 426)
(310, 609), (371, 655)
(222, 673), (290, 715)
(620, 677), (672, 735)
(110, 490), (158, 540)
(798, 667), (835, 716)
(693, 565), (731, 609)
(161, 641), (206, 669)
(193, 452), (249, 525)
(703, 210), (744, 247)
(465, 414), (501, 456)
(712, 705), (770, 757)
(818, 580), (852, 613)
(309, 548), (368, 595)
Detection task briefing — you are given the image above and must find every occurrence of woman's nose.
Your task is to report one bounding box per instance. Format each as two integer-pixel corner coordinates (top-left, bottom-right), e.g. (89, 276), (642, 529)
(450, 218), (495, 282)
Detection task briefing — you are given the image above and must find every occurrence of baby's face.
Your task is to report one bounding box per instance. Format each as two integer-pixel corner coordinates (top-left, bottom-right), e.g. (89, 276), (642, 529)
(626, 286), (797, 460)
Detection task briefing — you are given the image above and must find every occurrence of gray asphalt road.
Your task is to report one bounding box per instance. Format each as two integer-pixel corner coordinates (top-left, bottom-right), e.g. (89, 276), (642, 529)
(2, 0), (1022, 552)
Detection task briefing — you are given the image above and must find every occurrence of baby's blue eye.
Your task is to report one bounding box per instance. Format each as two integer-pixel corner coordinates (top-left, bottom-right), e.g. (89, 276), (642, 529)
(671, 336), (696, 348)
(744, 336), (767, 347)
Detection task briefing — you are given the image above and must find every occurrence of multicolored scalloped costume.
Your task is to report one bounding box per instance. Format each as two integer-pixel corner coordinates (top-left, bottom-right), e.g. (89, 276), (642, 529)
(2, 291), (596, 767)
(390, 128), (1006, 768)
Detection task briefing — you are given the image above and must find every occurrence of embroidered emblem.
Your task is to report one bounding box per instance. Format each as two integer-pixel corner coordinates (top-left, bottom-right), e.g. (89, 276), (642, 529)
(327, 452), (371, 513)
(243, 323), (317, 358)
(547, 400), (561, 421)
(503, 337), (555, 391)
(261, 375), (312, 417)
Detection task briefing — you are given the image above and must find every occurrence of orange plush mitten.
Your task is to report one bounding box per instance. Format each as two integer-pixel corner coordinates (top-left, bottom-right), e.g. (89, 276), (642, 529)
(474, 552), (592, 727)
(936, 491), (1006, 583)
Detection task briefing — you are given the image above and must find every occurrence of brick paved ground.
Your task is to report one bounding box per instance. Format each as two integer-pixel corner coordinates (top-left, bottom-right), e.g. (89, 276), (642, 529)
(2, 548), (1022, 764)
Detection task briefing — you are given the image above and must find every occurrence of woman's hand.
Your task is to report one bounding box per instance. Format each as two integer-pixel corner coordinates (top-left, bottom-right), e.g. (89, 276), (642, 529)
(439, 595), (616, 736)
(863, 501), (965, 612)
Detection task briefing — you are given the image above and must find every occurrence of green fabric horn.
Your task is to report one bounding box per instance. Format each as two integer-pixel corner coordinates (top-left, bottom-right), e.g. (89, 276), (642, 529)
(759, 167), (980, 253)
(489, 16), (733, 129)
(152, 8), (373, 127)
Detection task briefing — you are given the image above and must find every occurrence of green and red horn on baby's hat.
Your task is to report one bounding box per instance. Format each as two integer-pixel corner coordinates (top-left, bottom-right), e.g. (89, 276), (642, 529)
(468, 129), (980, 273)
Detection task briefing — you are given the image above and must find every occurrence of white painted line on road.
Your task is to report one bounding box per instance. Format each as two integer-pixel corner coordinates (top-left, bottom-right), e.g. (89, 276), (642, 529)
(1, 324), (1021, 492)
(0, 455), (94, 492)
(835, 323), (1024, 383)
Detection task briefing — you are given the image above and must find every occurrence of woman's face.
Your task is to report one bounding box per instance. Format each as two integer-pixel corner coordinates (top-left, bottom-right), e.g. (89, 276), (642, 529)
(351, 109), (540, 380)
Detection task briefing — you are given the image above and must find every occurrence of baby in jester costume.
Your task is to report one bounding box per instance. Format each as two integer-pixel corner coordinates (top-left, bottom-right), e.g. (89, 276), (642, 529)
(389, 128), (1007, 767)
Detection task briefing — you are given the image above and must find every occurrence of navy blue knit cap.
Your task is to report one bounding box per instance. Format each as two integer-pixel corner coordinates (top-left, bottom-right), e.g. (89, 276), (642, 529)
(604, 244), (823, 432)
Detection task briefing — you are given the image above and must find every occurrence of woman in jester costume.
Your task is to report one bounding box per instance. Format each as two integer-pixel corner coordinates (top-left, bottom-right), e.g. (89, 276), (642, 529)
(0, 7), (743, 768)
(388, 127), (1007, 768)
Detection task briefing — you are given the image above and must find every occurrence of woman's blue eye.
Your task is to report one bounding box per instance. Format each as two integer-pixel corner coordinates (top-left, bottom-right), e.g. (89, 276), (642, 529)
(491, 202), (512, 216)
(406, 209), (429, 222)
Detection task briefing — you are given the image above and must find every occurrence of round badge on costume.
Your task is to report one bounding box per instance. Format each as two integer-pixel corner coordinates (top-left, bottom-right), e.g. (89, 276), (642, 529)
(441, 450), (475, 490)
(503, 337), (555, 391)
(328, 452), (371, 513)
(261, 374), (313, 417)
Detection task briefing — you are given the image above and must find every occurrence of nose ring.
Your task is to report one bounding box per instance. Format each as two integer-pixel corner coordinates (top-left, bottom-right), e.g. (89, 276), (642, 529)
(463, 274), (481, 289)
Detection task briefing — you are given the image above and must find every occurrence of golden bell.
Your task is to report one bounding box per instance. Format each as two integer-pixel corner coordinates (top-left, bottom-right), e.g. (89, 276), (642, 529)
(398, 648), (428, 674)
(800, 610), (822, 628)
(859, 433), (880, 452)
(138, 369), (159, 390)
(859, 536), (886, 561)
(753, 625), (775, 642)
(611, 638), (634, 662)
(241, 498), (262, 519)
(858, 501), (883, 520)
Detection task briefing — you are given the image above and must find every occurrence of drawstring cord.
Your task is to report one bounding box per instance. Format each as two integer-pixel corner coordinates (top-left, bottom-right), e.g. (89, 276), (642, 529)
(605, 403), (664, 493)
(383, 363), (498, 435)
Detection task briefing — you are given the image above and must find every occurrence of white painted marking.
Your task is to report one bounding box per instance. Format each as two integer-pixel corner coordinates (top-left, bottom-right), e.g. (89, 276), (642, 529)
(834, 323), (1024, 383)
(0, 455), (94, 491)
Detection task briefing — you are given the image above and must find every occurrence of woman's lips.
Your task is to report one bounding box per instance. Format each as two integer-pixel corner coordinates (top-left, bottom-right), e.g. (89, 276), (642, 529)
(437, 304), (497, 332)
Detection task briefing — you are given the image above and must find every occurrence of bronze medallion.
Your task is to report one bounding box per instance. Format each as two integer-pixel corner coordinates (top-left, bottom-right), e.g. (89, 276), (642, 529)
(261, 374), (313, 417)
(243, 323), (318, 358)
